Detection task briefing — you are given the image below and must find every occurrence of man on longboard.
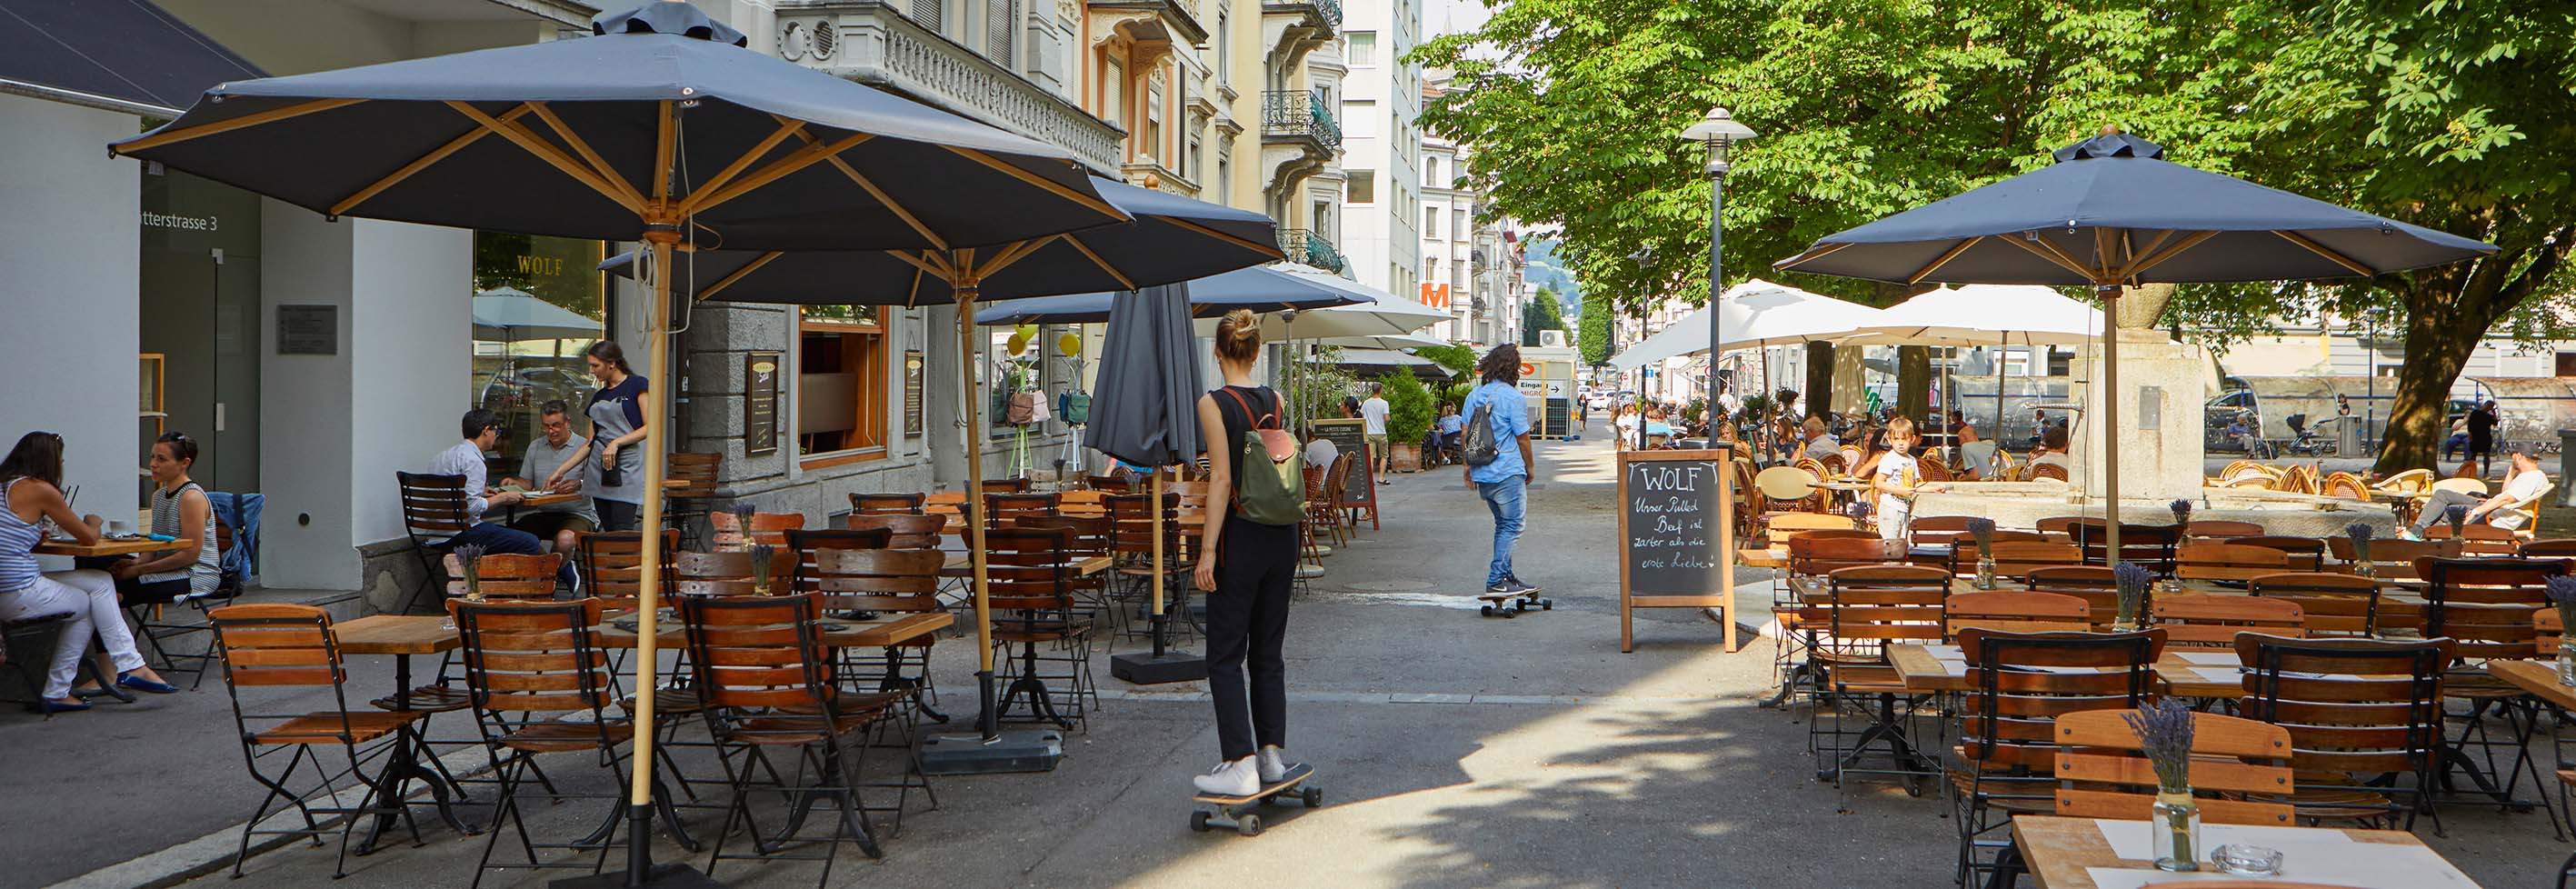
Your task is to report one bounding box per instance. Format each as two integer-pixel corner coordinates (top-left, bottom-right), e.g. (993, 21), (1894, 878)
(1461, 345), (1540, 602)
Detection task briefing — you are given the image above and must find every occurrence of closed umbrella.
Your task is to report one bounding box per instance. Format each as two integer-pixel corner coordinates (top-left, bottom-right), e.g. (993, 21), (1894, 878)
(1777, 130), (2494, 554)
(1087, 284), (1209, 684)
(109, 5), (1127, 884)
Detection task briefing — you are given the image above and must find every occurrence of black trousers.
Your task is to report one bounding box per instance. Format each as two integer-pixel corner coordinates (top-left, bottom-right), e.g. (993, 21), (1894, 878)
(1206, 515), (1297, 762)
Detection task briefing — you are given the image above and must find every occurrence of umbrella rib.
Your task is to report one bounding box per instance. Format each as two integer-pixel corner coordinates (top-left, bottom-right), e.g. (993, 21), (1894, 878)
(1904, 236), (1982, 285)
(810, 149), (950, 251)
(679, 132), (875, 216)
(2128, 229), (2178, 268)
(1060, 236), (1136, 291)
(2273, 231), (2376, 277)
(904, 267), (926, 307)
(885, 249), (951, 283)
(694, 251), (783, 302)
(445, 101), (643, 215)
(2000, 233), (2097, 280)
(1153, 216), (1288, 261)
(974, 235), (1057, 280)
(688, 118), (810, 205)
(940, 146), (1126, 222)
(329, 103), (534, 216)
(1771, 241), (1851, 270)
(113, 97), (366, 155)
(653, 101), (675, 203)
(525, 103), (644, 209)
(2123, 231), (2221, 280)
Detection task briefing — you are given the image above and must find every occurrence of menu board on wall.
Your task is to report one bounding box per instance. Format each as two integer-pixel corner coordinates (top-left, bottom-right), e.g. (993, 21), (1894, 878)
(1616, 447), (1737, 653)
(744, 350), (781, 456)
(903, 350), (924, 437)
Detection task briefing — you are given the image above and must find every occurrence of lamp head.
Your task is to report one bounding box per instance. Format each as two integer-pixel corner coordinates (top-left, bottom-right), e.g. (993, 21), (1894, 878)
(1681, 106), (1755, 175)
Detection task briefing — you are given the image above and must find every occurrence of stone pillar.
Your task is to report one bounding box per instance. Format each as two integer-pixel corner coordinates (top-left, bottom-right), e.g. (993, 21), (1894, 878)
(2071, 328), (2206, 503)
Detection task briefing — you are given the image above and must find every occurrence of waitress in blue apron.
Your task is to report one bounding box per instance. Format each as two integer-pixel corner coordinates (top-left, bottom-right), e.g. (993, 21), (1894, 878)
(546, 340), (649, 531)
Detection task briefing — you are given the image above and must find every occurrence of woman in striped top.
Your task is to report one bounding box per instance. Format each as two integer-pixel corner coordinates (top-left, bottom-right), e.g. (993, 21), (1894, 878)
(103, 433), (222, 604)
(0, 432), (175, 713)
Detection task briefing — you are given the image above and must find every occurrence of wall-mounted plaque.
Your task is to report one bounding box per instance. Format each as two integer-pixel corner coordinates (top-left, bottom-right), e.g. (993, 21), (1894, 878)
(744, 350), (782, 456)
(276, 305), (336, 355)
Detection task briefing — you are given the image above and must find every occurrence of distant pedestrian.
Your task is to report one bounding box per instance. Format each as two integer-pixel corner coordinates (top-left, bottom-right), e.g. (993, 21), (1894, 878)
(2468, 400), (2500, 476)
(1463, 345), (1536, 598)
(1361, 385), (1393, 484)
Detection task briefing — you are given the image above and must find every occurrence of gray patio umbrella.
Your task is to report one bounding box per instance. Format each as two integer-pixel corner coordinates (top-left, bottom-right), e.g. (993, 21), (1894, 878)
(1775, 131), (2494, 554)
(108, 4), (1124, 884)
(1086, 284), (1210, 684)
(968, 264), (1365, 325)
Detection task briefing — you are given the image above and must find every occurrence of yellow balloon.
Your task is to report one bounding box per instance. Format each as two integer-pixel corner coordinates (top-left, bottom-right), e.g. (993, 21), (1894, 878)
(1058, 333), (1083, 355)
(1005, 332), (1030, 355)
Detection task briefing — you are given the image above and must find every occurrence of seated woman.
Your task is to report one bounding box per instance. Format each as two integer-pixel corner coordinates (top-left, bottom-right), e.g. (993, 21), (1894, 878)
(0, 432), (177, 714)
(101, 433), (222, 607)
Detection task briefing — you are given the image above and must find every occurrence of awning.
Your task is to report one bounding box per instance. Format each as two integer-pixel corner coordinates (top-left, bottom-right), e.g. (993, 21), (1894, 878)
(0, 0), (265, 116)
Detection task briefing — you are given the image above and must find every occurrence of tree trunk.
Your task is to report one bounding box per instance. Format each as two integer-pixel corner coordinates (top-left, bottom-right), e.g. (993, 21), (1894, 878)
(1897, 345), (1932, 424)
(1804, 341), (1835, 421)
(2374, 287), (2482, 475)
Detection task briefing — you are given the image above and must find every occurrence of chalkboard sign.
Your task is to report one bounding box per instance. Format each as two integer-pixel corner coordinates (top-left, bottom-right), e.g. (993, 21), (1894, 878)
(1616, 446), (1737, 653)
(744, 350), (781, 456)
(1308, 417), (1378, 518)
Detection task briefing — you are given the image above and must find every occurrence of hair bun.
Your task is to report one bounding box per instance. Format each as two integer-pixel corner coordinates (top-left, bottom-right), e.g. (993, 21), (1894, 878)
(1214, 309), (1263, 363)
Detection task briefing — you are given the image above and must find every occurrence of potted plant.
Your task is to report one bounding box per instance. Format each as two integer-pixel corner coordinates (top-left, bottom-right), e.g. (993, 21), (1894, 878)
(1379, 368), (1437, 473)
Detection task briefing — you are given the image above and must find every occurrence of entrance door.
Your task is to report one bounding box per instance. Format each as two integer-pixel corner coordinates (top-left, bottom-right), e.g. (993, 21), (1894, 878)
(140, 168), (261, 498)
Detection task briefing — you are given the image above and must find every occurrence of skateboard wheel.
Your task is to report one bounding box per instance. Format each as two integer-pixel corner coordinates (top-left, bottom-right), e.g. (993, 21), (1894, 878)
(1542, 600), (1553, 610)
(1513, 601), (1527, 613)
(1480, 604), (1494, 616)
(1302, 786), (1323, 808)
(1190, 810), (1211, 833)
(1237, 814), (1263, 836)
(1501, 609), (1517, 619)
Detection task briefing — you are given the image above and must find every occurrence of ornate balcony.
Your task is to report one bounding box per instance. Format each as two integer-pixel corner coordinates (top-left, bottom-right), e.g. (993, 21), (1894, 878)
(1278, 229), (1346, 275)
(774, 2), (1126, 175)
(1263, 0), (1340, 32)
(1262, 90), (1340, 153)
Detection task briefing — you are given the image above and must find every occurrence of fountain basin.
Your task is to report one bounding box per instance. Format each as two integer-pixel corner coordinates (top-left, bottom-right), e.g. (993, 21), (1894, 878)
(1912, 482), (2396, 538)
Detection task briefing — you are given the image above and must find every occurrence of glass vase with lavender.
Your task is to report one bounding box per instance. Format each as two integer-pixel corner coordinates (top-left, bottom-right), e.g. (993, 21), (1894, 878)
(2112, 562), (2154, 633)
(1966, 517), (1997, 590)
(2127, 698), (2202, 872)
(2344, 523), (2375, 579)
(747, 543), (777, 596)
(443, 544), (487, 629)
(728, 502), (759, 551)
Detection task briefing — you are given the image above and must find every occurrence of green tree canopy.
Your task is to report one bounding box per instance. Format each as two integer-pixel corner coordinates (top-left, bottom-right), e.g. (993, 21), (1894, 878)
(1520, 286), (1565, 345)
(1577, 290), (1614, 365)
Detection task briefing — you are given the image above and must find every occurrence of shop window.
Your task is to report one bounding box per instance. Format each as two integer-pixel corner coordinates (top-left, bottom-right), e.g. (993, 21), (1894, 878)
(2557, 352), (2576, 377)
(799, 305), (889, 465)
(471, 232), (607, 463)
(1346, 170), (1373, 204)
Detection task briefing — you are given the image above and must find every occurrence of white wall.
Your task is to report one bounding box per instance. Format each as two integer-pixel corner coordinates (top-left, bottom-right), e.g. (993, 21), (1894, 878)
(0, 95), (142, 529)
(348, 221), (471, 548)
(257, 205), (358, 588)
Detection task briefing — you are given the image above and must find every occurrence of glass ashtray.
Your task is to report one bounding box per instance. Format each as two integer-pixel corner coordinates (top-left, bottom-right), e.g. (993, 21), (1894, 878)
(2211, 844), (2282, 876)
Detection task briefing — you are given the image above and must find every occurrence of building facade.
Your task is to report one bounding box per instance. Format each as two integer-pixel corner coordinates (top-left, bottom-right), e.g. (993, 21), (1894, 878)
(1332, 0), (1422, 299)
(0, 0), (1344, 608)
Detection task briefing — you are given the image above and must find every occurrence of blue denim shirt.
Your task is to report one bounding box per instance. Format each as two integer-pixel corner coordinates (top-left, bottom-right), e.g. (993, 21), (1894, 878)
(1463, 381), (1533, 484)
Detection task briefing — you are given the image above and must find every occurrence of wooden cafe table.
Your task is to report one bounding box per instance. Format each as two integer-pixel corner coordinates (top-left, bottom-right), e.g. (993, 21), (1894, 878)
(33, 535), (191, 558)
(1883, 642), (2249, 699)
(2010, 814), (2481, 888)
(327, 614), (474, 852)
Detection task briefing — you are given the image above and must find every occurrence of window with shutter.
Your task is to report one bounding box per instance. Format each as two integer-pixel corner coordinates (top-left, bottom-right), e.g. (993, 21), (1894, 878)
(985, 0), (1017, 66)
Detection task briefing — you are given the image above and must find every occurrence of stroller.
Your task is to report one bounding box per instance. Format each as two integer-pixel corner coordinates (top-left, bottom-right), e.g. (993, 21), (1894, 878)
(2283, 414), (2333, 456)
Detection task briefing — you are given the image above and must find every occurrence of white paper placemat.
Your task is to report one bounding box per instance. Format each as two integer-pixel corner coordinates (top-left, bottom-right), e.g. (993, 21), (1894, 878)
(2172, 651), (2240, 665)
(2093, 820), (2351, 862)
(2084, 843), (2479, 889)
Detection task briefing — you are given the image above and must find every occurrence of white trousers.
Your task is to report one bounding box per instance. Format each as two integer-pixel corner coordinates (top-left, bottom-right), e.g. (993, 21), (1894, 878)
(0, 569), (145, 699)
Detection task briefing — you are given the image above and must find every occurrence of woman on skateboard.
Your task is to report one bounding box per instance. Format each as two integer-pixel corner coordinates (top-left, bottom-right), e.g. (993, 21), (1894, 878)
(1191, 310), (1302, 796)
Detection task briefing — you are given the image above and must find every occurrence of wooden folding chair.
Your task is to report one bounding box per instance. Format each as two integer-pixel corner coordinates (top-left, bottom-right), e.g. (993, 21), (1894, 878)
(1945, 591), (2092, 638)
(2151, 594), (2304, 647)
(574, 529), (678, 611)
(1951, 628), (2166, 888)
(1810, 565), (1949, 797)
(2248, 572), (2383, 638)
(1990, 541), (2083, 584)
(2173, 543), (2290, 584)
(2024, 566), (2120, 628)
(663, 452), (723, 548)
(2425, 522), (2518, 556)
(844, 514), (943, 551)
(985, 527), (1096, 732)
(849, 492), (924, 515)
(2052, 709), (2293, 824)
(2184, 520), (2265, 539)
(210, 604), (425, 879)
(452, 598), (655, 889)
(2234, 634), (2451, 828)
(394, 472), (472, 615)
(710, 510), (805, 551)
(2227, 534), (2326, 571)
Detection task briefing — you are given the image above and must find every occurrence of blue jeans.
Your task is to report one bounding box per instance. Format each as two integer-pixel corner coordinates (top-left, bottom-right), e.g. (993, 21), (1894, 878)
(1477, 475), (1527, 586)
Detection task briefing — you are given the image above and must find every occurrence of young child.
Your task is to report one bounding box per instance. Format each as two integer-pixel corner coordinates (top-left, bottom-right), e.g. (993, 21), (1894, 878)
(1871, 416), (1943, 542)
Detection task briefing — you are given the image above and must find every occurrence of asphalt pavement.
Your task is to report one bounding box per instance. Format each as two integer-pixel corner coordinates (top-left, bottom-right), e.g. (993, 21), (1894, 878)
(18, 420), (2569, 888)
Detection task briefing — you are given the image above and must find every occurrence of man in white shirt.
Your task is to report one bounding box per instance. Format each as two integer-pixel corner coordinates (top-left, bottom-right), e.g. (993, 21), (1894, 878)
(2410, 449), (2551, 538)
(1796, 416), (1840, 463)
(1303, 433), (1339, 472)
(1360, 385), (1393, 484)
(429, 409), (568, 587)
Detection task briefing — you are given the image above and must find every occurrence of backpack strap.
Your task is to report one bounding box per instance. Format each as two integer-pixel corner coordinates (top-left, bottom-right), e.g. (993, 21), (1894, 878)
(1217, 386), (1282, 431)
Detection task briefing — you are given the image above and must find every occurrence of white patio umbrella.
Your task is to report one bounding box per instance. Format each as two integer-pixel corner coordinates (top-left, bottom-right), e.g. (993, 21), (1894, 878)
(472, 286), (604, 341)
(1611, 280), (1885, 450)
(1315, 333), (1448, 351)
(1839, 284), (2105, 472)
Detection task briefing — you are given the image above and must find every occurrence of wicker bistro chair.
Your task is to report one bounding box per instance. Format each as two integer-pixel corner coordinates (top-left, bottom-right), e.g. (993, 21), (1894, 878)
(210, 604), (427, 880)
(2151, 594), (2305, 648)
(1950, 627), (2166, 889)
(849, 493), (925, 515)
(452, 598), (679, 889)
(2228, 535), (2327, 571)
(1808, 565), (1950, 799)
(2052, 709), (2294, 824)
(2418, 556), (2566, 814)
(678, 593), (902, 887)
(2249, 572), (2384, 638)
(2233, 634), (2451, 829)
(394, 472), (474, 615)
(710, 511), (806, 551)
(984, 527), (1098, 732)
(2023, 567), (2122, 629)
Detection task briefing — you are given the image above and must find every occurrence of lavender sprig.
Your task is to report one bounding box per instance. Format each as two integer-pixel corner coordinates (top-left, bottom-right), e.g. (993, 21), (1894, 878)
(2444, 504), (2469, 536)
(1966, 517), (1997, 554)
(2113, 561), (2155, 626)
(747, 543), (776, 594)
(2546, 576), (2576, 640)
(2345, 523), (2374, 563)
(730, 501), (759, 524)
(2168, 498), (2194, 526)
(453, 543), (488, 598)
(2122, 698), (2199, 792)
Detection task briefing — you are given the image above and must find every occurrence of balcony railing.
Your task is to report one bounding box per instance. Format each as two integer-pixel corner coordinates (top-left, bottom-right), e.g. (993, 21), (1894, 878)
(1263, 0), (1342, 29)
(1278, 229), (1346, 275)
(1262, 90), (1342, 152)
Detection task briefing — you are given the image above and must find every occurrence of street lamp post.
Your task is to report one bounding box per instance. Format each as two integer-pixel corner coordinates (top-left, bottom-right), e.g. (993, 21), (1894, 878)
(1630, 246), (1655, 450)
(1682, 106), (1756, 448)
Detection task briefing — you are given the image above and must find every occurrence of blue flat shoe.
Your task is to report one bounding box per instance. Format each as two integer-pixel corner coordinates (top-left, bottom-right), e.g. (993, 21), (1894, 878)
(117, 673), (181, 694)
(36, 699), (91, 714)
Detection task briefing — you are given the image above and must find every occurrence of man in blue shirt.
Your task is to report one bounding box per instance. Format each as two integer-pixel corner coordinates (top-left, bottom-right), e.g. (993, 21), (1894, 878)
(1461, 344), (1537, 596)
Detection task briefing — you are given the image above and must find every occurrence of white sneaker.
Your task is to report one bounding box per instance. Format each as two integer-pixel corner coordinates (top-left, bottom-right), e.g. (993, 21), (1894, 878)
(1257, 745), (1290, 784)
(1193, 756), (1260, 796)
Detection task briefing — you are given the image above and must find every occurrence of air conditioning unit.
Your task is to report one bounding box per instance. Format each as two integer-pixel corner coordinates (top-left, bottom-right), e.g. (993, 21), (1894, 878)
(1539, 330), (1566, 348)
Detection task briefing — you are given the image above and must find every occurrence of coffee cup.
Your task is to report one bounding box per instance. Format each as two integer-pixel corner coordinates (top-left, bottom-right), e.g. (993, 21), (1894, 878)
(105, 519), (133, 535)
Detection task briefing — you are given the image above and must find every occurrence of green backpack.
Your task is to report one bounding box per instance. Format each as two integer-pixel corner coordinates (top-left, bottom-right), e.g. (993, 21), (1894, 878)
(1219, 388), (1305, 526)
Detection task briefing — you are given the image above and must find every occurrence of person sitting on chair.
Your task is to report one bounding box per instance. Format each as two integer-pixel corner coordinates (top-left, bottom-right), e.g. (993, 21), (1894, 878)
(430, 409), (571, 589)
(1796, 416), (1840, 462)
(2407, 450), (2550, 540)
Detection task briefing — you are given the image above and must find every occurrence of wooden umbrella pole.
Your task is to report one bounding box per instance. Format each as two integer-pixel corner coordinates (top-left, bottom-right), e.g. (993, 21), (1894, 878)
(953, 256), (1000, 740)
(2097, 282), (2122, 563)
(624, 225), (676, 835)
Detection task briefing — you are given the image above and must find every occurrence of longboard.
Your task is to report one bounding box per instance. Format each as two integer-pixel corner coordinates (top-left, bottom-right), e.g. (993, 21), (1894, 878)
(1475, 585), (1553, 618)
(1189, 763), (1320, 836)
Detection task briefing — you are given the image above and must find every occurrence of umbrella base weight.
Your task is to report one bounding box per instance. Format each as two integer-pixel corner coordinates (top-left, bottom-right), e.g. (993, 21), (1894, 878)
(548, 863), (726, 889)
(1111, 651), (1210, 684)
(919, 729), (1064, 775)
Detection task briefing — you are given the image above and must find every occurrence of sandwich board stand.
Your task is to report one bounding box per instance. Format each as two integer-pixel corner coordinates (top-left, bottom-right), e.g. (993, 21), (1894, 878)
(1617, 446), (1737, 653)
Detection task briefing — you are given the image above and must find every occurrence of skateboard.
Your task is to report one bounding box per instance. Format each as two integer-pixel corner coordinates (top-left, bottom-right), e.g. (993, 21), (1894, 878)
(1475, 585), (1553, 617)
(1189, 763), (1321, 836)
